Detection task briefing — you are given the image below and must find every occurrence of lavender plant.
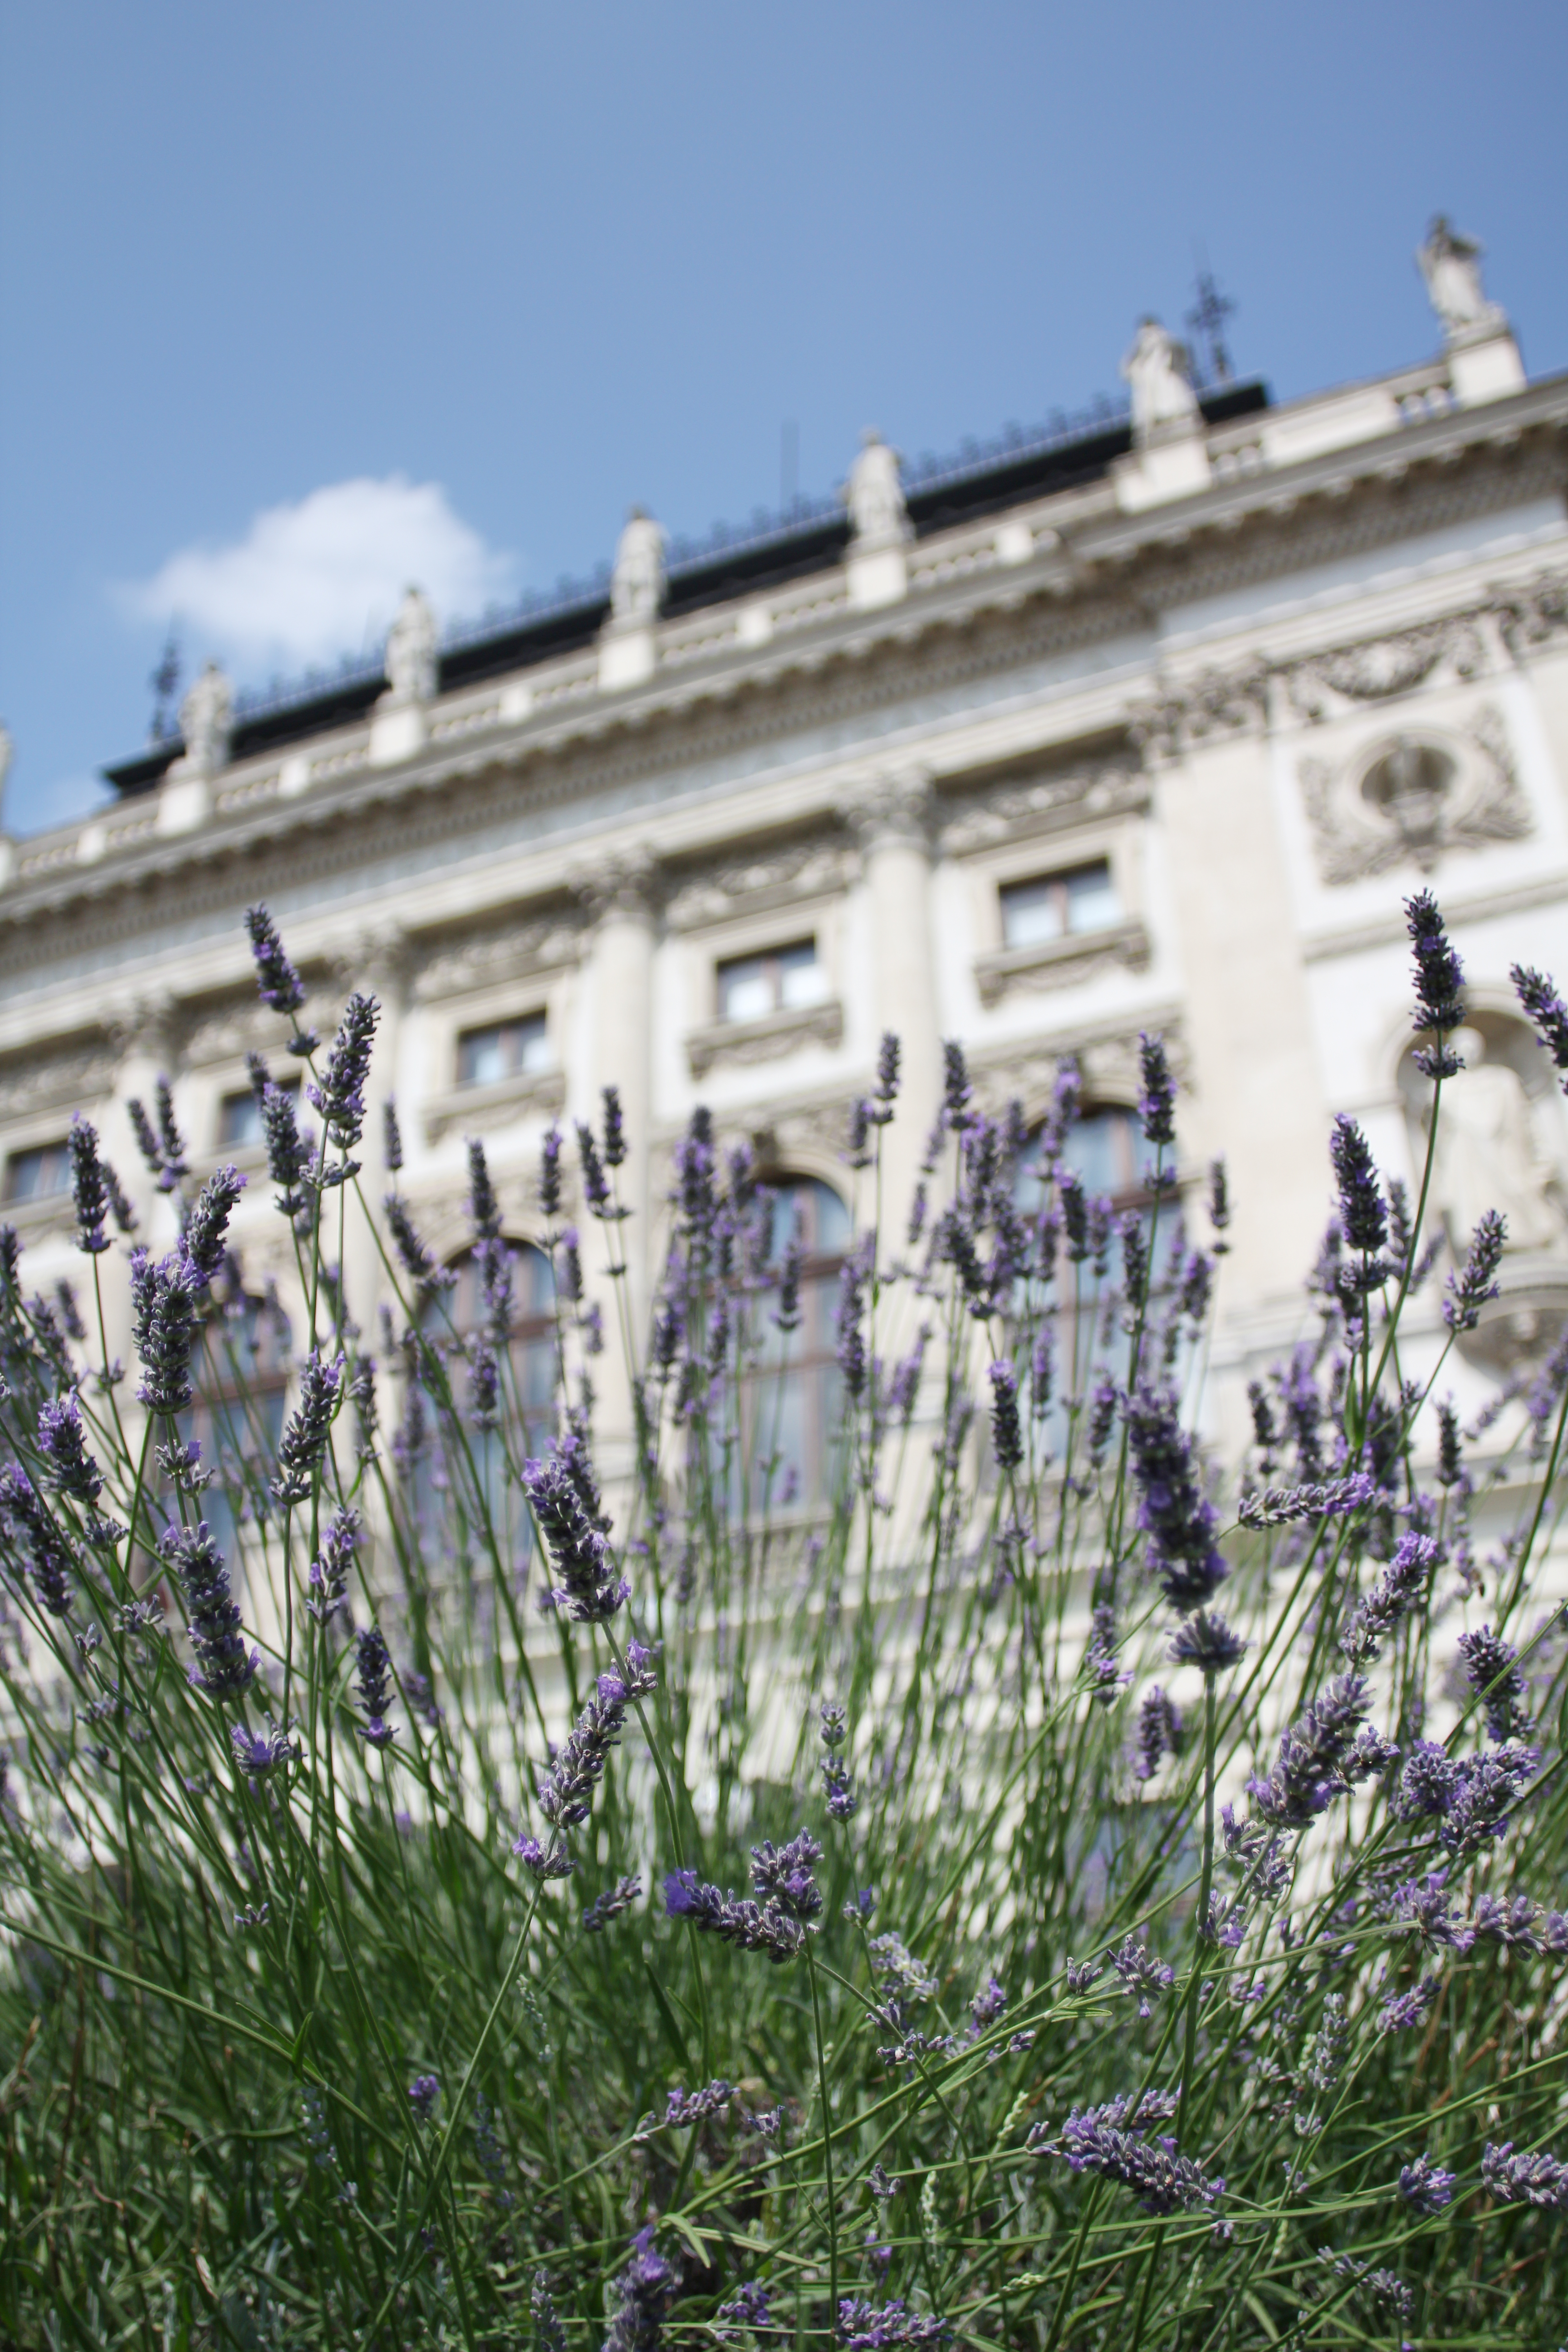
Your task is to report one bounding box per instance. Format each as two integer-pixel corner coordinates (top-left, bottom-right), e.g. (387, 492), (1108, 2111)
(0, 895), (1566, 2348)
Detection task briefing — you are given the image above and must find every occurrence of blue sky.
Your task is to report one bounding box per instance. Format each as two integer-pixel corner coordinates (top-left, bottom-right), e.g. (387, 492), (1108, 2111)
(1, 0), (1563, 837)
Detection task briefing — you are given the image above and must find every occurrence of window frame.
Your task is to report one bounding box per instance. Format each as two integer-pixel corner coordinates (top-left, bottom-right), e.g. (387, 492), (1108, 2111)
(455, 1011), (553, 1092)
(2, 1137), (74, 1206)
(714, 937), (824, 1027)
(999, 858), (1121, 952)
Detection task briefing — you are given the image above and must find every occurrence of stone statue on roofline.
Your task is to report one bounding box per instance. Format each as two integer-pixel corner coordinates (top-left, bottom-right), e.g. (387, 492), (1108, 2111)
(610, 508), (667, 628)
(176, 662), (232, 778)
(1431, 1027), (1566, 1259)
(844, 430), (910, 549)
(383, 585), (439, 706)
(1121, 318), (1201, 443)
(1417, 216), (1505, 341)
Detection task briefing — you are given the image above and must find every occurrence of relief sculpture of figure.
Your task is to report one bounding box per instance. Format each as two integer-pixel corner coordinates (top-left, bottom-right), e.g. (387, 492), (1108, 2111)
(1417, 216), (1504, 338)
(1431, 1029), (1565, 1257)
(1120, 318), (1200, 441)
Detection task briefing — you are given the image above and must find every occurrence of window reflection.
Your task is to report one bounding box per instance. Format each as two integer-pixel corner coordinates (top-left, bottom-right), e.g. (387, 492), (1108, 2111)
(1001, 862), (1120, 951)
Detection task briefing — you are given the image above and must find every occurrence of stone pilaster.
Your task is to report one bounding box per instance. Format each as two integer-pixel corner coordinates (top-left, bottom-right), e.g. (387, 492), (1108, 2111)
(849, 768), (941, 1247)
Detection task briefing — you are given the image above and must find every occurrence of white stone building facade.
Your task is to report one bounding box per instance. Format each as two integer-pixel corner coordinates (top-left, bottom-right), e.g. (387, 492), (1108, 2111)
(1, 223), (1566, 1497)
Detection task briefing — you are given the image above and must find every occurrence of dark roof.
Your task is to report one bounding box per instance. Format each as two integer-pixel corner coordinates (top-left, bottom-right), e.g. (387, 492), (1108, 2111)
(103, 381), (1268, 797)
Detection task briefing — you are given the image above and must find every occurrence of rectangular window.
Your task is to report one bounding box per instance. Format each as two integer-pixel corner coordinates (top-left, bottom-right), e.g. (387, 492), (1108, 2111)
(457, 1013), (550, 1089)
(716, 939), (825, 1024)
(4, 1140), (73, 1203)
(1000, 860), (1120, 951)
(218, 1075), (300, 1149)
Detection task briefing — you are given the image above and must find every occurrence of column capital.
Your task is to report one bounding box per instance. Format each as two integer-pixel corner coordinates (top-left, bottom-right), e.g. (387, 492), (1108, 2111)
(569, 844), (661, 925)
(847, 765), (936, 855)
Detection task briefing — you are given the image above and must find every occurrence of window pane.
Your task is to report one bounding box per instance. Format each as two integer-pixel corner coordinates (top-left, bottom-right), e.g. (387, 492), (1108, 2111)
(1000, 877), (1064, 949)
(777, 941), (825, 1009)
(1064, 862), (1120, 933)
(1062, 1106), (1139, 1197)
(718, 956), (773, 1024)
(5, 1142), (72, 1202)
(218, 1076), (299, 1149)
(457, 1015), (548, 1088)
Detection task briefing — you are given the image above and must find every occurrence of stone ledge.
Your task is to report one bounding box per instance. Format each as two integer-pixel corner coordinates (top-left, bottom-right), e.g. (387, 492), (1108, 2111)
(686, 999), (843, 1078)
(974, 919), (1151, 1006)
(422, 1068), (566, 1142)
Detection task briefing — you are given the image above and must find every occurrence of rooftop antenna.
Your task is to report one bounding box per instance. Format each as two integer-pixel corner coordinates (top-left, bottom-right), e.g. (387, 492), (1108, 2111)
(1186, 246), (1237, 388)
(148, 626), (182, 744)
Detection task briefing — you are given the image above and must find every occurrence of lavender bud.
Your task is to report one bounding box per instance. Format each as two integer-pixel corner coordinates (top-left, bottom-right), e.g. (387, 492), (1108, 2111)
(0, 1464), (76, 1615)
(1126, 1386), (1226, 1613)
(382, 1097), (404, 1174)
(36, 1393), (103, 1503)
(1457, 1623), (1531, 1742)
(1206, 1157), (1230, 1252)
(271, 1350), (344, 1506)
(262, 1085), (313, 1219)
(1133, 1686), (1181, 1780)
(308, 1503), (361, 1625)
(244, 902), (307, 1022)
(353, 1624), (396, 1748)
(465, 1137), (502, 1242)
(1481, 2140), (1568, 2210)
(988, 1360), (1023, 1475)
(160, 1521), (257, 1701)
(1443, 1208), (1506, 1333)
(875, 1031), (901, 1109)
(602, 1084), (627, 1168)
(154, 1078), (188, 1189)
(1137, 1032), (1176, 1150)
(941, 1039), (971, 1132)
(67, 1117), (111, 1255)
(604, 2228), (676, 2352)
(539, 1124), (563, 1220)
(129, 1248), (197, 1416)
(1406, 891), (1466, 1074)
(180, 1165), (245, 1292)
(308, 992), (378, 1157)
(1329, 1115), (1388, 1273)
(1512, 960), (1568, 1091)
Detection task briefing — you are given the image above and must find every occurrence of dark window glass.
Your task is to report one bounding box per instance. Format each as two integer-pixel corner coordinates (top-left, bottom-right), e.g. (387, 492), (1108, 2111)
(417, 1242), (559, 1546)
(5, 1141), (73, 1203)
(218, 1076), (300, 1149)
(180, 1293), (294, 1575)
(716, 940), (825, 1024)
(739, 1176), (851, 1513)
(1000, 861), (1119, 951)
(456, 1014), (550, 1089)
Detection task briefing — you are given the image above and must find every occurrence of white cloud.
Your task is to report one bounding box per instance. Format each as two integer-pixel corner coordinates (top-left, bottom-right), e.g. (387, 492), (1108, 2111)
(122, 476), (517, 669)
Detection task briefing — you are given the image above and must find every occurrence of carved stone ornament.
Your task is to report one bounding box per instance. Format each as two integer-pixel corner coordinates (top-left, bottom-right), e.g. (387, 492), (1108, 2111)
(843, 431), (911, 549)
(846, 768), (935, 853)
(665, 834), (853, 933)
(941, 759), (1148, 854)
(970, 1021), (1189, 1124)
(422, 1066), (567, 1143)
(568, 846), (660, 923)
(413, 913), (583, 1003)
(1286, 618), (1486, 722)
(1127, 664), (1270, 763)
(0, 1039), (118, 1122)
(686, 998), (844, 1079)
(1492, 569), (1568, 660)
(1298, 703), (1531, 885)
(974, 919), (1152, 1007)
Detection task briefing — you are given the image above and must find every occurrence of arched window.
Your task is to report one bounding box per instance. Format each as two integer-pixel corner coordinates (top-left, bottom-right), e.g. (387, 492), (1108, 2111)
(742, 1176), (852, 1514)
(180, 1288), (294, 1572)
(417, 1240), (559, 1546)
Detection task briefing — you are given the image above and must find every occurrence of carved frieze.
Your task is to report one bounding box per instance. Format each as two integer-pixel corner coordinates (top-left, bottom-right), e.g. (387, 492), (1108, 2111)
(413, 915), (582, 1004)
(422, 1067), (567, 1142)
(1298, 702), (1531, 886)
(686, 999), (844, 1079)
(1286, 617), (1486, 723)
(941, 760), (1148, 854)
(973, 919), (1152, 1007)
(0, 1039), (118, 1123)
(181, 992), (336, 1068)
(1492, 568), (1568, 660)
(970, 1020), (1189, 1122)
(664, 835), (853, 933)
(1127, 663), (1270, 763)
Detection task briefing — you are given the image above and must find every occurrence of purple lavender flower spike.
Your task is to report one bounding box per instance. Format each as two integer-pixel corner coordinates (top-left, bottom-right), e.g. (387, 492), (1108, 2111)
(1107, 1937), (1175, 2019)
(1456, 1623), (1532, 1742)
(244, 903), (307, 1022)
(1399, 2153), (1456, 2214)
(656, 2079), (734, 2129)
(1481, 2139), (1568, 2210)
(1134, 1686), (1181, 1780)
(1444, 1209), (1506, 1333)
(465, 1137), (502, 1241)
(129, 1248), (197, 1416)
(838, 2298), (950, 2347)
(232, 1722), (297, 1780)
(1237, 1472), (1375, 1528)
(583, 1873), (642, 1933)
(308, 1503), (361, 1626)
(0, 1464), (76, 1615)
(37, 1392), (104, 1504)
(604, 2225), (676, 2352)
(1169, 1611), (1246, 1672)
(1125, 1385), (1227, 1615)
(514, 1836), (575, 1880)
(1249, 1672), (1383, 1828)
(523, 1434), (626, 1623)
(1511, 960), (1568, 1090)
(1329, 1114), (1389, 1285)
(1053, 2100), (1223, 2217)
(407, 2073), (441, 2122)
(1340, 1532), (1440, 1665)
(352, 1624), (397, 1749)
(1083, 1606), (1129, 1706)
(308, 991), (378, 1162)
(271, 1349), (344, 1506)
(1472, 1893), (1540, 1950)
(534, 1652), (656, 1835)
(180, 1164), (245, 1292)
(67, 1117), (112, 1255)
(987, 1360), (1024, 1475)
(262, 1086), (313, 1220)
(1406, 891), (1466, 1074)
(160, 1522), (257, 1701)
(1377, 1975), (1441, 2032)
(1137, 1032), (1176, 1150)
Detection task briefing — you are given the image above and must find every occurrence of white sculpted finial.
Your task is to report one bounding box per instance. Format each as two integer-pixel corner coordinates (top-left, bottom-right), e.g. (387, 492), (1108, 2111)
(177, 662), (233, 778)
(845, 430), (910, 548)
(610, 508), (667, 627)
(1121, 318), (1201, 442)
(384, 585), (439, 706)
(1417, 216), (1504, 339)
